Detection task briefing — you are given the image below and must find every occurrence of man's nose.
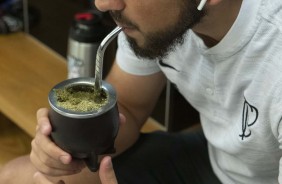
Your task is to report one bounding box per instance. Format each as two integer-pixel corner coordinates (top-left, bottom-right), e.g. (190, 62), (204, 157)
(95, 0), (125, 12)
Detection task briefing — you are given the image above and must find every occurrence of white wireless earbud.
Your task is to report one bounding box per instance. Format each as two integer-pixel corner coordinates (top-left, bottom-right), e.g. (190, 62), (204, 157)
(197, 0), (207, 11)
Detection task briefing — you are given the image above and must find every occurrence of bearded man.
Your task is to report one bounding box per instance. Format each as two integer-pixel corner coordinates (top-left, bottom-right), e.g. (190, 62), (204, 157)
(1, 0), (282, 183)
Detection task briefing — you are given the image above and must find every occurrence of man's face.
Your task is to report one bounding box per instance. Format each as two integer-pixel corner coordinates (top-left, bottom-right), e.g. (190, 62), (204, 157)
(98, 0), (205, 59)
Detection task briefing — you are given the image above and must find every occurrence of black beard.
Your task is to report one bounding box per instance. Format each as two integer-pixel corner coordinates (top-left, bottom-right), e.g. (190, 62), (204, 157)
(111, 1), (206, 60)
(126, 27), (187, 60)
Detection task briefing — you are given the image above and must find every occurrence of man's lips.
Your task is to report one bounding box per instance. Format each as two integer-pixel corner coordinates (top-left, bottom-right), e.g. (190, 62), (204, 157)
(116, 22), (136, 31)
(114, 22), (139, 37)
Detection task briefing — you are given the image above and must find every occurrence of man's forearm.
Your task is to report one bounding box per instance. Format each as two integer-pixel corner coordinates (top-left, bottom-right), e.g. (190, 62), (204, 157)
(113, 104), (143, 156)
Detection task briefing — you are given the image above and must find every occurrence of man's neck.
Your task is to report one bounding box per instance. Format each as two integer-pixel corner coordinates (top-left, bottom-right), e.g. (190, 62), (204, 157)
(192, 0), (243, 47)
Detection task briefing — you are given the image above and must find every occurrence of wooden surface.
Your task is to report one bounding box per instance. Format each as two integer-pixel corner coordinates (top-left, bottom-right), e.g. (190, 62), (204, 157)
(0, 32), (67, 137)
(141, 117), (165, 133)
(0, 112), (32, 168)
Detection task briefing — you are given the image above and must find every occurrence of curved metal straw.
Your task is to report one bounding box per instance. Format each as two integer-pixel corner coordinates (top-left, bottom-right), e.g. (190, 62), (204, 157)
(94, 26), (122, 91)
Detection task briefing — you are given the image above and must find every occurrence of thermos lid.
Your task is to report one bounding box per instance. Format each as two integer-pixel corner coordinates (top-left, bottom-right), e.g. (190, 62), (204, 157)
(69, 10), (109, 43)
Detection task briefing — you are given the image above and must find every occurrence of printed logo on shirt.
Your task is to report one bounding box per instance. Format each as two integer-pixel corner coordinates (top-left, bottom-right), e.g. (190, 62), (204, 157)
(239, 98), (259, 140)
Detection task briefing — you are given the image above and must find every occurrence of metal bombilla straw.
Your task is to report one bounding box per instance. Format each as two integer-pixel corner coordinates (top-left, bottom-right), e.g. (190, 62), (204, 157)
(94, 26), (122, 93)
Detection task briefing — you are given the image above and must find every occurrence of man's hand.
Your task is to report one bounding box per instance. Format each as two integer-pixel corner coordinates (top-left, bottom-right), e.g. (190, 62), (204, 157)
(30, 108), (84, 176)
(30, 107), (126, 178)
(33, 156), (118, 184)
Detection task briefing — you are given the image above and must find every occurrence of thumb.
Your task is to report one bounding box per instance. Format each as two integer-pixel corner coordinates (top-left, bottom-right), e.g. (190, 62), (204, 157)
(99, 156), (118, 184)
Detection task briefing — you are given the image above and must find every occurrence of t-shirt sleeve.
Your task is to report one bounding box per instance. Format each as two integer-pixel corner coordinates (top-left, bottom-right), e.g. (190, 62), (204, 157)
(116, 32), (161, 76)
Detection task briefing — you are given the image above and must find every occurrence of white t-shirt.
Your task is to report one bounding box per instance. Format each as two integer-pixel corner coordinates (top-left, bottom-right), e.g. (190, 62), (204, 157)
(116, 0), (282, 183)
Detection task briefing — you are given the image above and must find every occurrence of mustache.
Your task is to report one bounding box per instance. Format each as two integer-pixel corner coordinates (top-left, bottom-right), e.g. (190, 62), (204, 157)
(110, 11), (138, 29)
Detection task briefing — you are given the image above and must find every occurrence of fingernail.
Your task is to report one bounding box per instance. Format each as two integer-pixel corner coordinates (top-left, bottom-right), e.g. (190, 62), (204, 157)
(105, 157), (113, 169)
(40, 124), (49, 134)
(59, 155), (70, 164)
